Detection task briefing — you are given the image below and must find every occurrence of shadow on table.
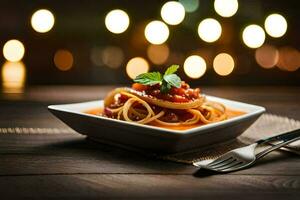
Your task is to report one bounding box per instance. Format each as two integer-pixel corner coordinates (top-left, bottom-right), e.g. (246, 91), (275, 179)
(42, 135), (193, 174)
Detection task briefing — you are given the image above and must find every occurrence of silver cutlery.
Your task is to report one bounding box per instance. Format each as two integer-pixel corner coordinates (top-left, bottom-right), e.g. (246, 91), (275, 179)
(193, 128), (300, 173)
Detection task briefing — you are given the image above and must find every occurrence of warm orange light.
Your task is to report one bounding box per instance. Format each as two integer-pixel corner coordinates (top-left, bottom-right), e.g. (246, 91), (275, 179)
(213, 53), (235, 76)
(255, 45), (279, 69)
(1, 61), (26, 93)
(277, 47), (300, 72)
(147, 44), (169, 65)
(54, 50), (74, 71)
(126, 57), (149, 79)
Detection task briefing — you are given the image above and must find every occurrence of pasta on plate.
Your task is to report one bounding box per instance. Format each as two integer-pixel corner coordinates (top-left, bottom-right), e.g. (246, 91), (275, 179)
(101, 65), (228, 127)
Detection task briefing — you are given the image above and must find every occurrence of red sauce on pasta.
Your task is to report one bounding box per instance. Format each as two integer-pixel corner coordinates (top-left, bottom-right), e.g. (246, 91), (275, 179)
(85, 107), (245, 130)
(132, 82), (200, 103)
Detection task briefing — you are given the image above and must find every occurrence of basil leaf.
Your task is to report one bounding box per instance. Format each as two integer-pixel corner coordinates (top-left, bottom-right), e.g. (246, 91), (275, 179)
(133, 64), (181, 93)
(134, 72), (162, 85)
(160, 81), (171, 93)
(164, 65), (179, 75)
(163, 74), (181, 88)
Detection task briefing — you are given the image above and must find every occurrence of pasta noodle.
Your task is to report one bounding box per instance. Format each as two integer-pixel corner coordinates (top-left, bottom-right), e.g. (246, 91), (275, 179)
(102, 87), (228, 126)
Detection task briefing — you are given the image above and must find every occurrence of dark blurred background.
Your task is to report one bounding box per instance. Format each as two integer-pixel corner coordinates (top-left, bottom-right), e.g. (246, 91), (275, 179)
(0, 0), (299, 93)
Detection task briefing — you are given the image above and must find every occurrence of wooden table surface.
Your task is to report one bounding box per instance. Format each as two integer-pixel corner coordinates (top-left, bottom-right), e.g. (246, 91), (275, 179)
(0, 86), (299, 199)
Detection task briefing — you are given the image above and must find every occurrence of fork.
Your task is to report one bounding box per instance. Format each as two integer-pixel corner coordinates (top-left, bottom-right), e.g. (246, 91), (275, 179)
(193, 128), (300, 173)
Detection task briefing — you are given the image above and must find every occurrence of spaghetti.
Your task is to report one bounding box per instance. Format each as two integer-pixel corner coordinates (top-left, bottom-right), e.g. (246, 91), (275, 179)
(102, 83), (228, 126)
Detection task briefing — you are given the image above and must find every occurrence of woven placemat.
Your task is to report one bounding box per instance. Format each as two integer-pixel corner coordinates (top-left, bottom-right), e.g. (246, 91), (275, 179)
(0, 127), (76, 134)
(160, 114), (300, 164)
(1, 114), (299, 165)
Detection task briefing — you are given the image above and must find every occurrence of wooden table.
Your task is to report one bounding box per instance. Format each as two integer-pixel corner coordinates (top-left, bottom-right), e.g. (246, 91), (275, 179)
(0, 86), (299, 199)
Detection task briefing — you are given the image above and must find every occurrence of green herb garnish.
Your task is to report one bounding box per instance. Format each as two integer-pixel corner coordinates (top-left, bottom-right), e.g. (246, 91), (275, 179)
(134, 65), (181, 93)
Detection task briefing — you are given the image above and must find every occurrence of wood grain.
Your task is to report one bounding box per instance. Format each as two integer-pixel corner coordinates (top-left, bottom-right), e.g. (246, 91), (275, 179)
(0, 175), (299, 199)
(0, 134), (299, 176)
(0, 86), (299, 199)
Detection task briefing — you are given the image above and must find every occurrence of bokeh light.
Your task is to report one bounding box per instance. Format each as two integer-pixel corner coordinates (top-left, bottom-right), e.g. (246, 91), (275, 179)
(90, 47), (103, 66)
(242, 25), (265, 48)
(90, 46), (124, 68)
(214, 0), (238, 17)
(31, 9), (55, 33)
(145, 20), (169, 44)
(105, 9), (130, 34)
(191, 48), (214, 67)
(101, 46), (124, 68)
(2, 39), (25, 62)
(147, 44), (169, 65)
(161, 1), (185, 25)
(255, 45), (279, 69)
(264, 14), (287, 38)
(54, 50), (74, 71)
(213, 53), (235, 76)
(198, 18), (222, 43)
(183, 55), (207, 79)
(179, 0), (199, 13)
(126, 57), (149, 79)
(276, 47), (300, 72)
(1, 61), (26, 93)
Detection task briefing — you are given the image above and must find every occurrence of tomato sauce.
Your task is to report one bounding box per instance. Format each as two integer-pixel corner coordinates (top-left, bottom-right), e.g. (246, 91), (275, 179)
(131, 82), (200, 103)
(85, 107), (245, 131)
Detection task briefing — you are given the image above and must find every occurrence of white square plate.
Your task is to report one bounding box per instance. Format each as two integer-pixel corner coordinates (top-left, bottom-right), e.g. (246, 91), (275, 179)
(48, 95), (265, 153)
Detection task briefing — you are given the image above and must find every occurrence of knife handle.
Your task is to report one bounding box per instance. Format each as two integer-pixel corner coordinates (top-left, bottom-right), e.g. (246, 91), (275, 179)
(256, 128), (300, 145)
(256, 135), (300, 159)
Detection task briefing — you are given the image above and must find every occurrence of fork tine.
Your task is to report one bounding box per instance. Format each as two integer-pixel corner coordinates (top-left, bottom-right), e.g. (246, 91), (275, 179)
(220, 162), (246, 172)
(210, 158), (237, 170)
(215, 160), (243, 171)
(208, 156), (234, 167)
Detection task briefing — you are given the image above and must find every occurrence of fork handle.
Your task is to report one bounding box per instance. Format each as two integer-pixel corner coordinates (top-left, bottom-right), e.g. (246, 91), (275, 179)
(256, 136), (300, 159)
(256, 128), (300, 145)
